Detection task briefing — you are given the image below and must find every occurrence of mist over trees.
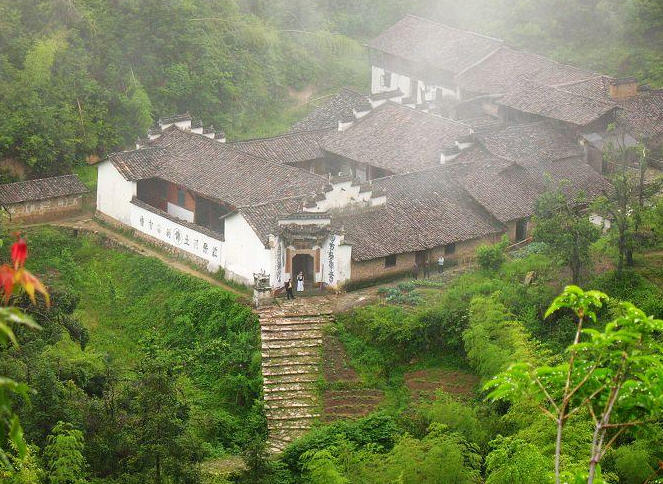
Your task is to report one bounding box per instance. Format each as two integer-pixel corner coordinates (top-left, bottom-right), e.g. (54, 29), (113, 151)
(0, 0), (661, 177)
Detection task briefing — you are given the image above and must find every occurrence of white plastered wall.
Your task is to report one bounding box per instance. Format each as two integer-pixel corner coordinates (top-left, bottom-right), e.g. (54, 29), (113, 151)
(130, 202), (223, 271)
(306, 182), (371, 212)
(222, 213), (272, 285)
(321, 234), (352, 288)
(371, 66), (412, 98)
(96, 160), (136, 225)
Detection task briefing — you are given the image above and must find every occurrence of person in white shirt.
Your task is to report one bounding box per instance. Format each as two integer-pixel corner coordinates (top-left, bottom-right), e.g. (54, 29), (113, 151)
(437, 256), (445, 274)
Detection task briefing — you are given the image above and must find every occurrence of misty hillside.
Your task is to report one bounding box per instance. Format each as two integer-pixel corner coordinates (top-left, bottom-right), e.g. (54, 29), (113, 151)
(2, 2), (663, 484)
(0, 0), (660, 178)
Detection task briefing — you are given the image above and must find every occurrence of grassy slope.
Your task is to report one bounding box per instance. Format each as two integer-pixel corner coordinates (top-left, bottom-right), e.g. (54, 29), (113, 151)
(19, 226), (262, 452)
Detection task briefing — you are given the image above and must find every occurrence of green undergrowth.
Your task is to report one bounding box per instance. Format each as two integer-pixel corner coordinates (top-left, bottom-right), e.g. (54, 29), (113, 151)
(93, 215), (252, 297)
(5, 226), (263, 479)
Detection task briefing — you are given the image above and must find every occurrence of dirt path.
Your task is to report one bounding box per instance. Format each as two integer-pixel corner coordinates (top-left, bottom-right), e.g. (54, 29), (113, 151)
(52, 217), (246, 297)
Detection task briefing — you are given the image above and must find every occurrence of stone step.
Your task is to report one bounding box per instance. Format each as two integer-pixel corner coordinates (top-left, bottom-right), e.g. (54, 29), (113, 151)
(260, 317), (332, 325)
(262, 348), (320, 358)
(264, 390), (316, 402)
(262, 339), (322, 349)
(265, 399), (317, 409)
(268, 419), (317, 430)
(264, 374), (318, 385)
(269, 428), (309, 441)
(261, 356), (319, 366)
(261, 323), (327, 332)
(262, 364), (319, 376)
(263, 382), (317, 393)
(266, 408), (320, 420)
(260, 330), (323, 341)
(260, 313), (333, 321)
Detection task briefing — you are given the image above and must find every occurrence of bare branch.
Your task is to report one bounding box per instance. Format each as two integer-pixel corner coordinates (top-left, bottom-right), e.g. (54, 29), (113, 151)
(534, 376), (559, 413)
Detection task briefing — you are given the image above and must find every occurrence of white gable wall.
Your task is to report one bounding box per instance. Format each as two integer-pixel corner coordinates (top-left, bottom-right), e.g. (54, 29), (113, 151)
(222, 213), (272, 285)
(371, 66), (412, 99)
(97, 160), (136, 225)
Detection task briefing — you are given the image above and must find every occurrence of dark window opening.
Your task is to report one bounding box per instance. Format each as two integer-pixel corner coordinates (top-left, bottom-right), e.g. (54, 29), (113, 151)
(177, 188), (186, 207)
(516, 219), (528, 242)
(385, 254), (397, 268)
(444, 243), (456, 255)
(382, 71), (392, 88)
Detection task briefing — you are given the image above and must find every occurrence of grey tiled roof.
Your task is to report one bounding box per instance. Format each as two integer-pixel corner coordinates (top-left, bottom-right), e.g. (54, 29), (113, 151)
(454, 146), (609, 212)
(336, 168), (504, 261)
(321, 102), (472, 173)
(159, 113), (191, 124)
(497, 83), (617, 126)
(239, 199), (306, 245)
(291, 88), (370, 132)
(368, 15), (502, 75)
(0, 175), (88, 205)
(445, 155), (544, 223)
(456, 46), (596, 95)
(617, 90), (663, 140)
(108, 127), (328, 207)
(230, 129), (333, 164)
(107, 147), (166, 181)
(556, 76), (614, 101)
(475, 122), (583, 163)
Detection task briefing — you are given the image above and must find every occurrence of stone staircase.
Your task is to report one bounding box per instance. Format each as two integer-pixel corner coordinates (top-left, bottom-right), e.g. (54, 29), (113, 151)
(259, 299), (334, 453)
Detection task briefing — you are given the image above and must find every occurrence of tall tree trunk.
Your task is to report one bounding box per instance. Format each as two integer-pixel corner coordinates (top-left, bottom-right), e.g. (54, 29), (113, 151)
(156, 454), (161, 484)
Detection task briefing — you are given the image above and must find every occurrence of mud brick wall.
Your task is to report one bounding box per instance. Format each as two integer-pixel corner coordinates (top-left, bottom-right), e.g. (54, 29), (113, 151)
(5, 195), (83, 223)
(349, 234), (500, 283)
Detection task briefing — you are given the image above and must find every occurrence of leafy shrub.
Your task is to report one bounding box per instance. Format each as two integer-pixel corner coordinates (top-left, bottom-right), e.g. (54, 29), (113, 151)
(590, 270), (663, 318)
(463, 296), (533, 378)
(485, 436), (550, 484)
(610, 441), (655, 484)
(423, 393), (490, 447)
(281, 414), (399, 472)
(476, 237), (509, 272)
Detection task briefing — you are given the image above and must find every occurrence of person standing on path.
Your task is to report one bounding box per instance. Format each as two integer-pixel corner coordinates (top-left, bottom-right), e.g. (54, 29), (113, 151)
(285, 279), (295, 300)
(438, 256), (445, 274)
(296, 271), (304, 292)
(423, 256), (431, 279)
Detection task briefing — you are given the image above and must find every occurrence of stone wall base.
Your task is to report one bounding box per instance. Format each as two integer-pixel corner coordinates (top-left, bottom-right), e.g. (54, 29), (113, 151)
(6, 196), (83, 224)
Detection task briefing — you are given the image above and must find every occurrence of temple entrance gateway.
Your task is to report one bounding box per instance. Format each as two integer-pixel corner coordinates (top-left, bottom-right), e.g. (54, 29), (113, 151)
(292, 253), (315, 289)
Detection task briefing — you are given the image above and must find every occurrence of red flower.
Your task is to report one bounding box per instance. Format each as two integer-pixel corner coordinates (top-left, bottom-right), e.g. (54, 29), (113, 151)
(10, 236), (27, 269)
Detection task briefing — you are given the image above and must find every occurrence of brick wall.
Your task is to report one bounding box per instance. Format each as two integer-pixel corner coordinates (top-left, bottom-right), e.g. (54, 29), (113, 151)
(349, 234), (501, 283)
(5, 195), (83, 223)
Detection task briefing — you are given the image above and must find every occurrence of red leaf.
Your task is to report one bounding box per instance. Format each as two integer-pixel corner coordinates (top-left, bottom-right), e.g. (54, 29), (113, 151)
(0, 264), (14, 303)
(10, 237), (27, 269)
(15, 268), (49, 306)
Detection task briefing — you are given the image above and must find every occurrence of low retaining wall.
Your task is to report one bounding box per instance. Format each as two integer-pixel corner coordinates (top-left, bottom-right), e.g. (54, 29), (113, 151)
(5, 195), (84, 223)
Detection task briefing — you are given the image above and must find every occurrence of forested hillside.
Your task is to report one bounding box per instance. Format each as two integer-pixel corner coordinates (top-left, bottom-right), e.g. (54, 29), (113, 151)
(0, 228), (263, 482)
(0, 0), (660, 178)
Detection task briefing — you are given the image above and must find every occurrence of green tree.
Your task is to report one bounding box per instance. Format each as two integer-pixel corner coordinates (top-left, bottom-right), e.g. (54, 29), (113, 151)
(533, 187), (600, 284)
(485, 436), (549, 484)
(593, 140), (655, 273)
(43, 422), (87, 484)
(486, 286), (663, 483)
(126, 354), (202, 483)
